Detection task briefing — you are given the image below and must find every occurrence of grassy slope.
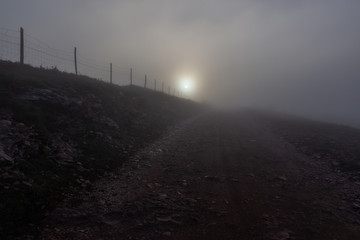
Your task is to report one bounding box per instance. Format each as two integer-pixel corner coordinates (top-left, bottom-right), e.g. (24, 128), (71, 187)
(0, 61), (205, 238)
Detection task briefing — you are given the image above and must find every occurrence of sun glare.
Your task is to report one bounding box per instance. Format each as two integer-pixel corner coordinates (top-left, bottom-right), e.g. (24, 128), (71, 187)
(179, 76), (195, 94)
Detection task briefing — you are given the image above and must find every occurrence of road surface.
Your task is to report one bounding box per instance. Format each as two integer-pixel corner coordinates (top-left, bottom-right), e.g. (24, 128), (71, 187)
(40, 111), (360, 240)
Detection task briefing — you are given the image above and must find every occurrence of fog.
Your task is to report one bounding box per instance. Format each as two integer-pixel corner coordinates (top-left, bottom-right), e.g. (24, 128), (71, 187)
(1, 0), (360, 127)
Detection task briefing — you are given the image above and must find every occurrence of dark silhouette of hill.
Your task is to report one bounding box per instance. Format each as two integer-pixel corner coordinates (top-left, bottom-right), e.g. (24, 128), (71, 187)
(40, 111), (360, 240)
(0, 61), (205, 238)
(247, 110), (360, 172)
(2, 61), (360, 239)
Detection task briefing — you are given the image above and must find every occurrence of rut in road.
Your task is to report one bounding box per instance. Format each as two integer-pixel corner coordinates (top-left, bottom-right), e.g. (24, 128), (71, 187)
(41, 111), (360, 240)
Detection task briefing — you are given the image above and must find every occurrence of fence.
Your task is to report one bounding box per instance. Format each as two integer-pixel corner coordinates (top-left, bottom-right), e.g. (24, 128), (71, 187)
(0, 27), (181, 96)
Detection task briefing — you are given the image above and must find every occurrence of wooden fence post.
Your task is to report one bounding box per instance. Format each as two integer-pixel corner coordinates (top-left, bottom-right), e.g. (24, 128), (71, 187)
(144, 75), (147, 88)
(74, 47), (78, 75)
(20, 27), (24, 64)
(130, 68), (132, 85)
(110, 63), (113, 84)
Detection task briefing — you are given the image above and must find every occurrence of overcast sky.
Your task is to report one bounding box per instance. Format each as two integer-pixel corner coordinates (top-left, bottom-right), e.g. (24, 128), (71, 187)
(1, 0), (360, 126)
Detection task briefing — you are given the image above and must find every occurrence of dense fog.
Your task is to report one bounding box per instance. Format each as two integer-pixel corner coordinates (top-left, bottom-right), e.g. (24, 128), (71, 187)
(1, 0), (360, 127)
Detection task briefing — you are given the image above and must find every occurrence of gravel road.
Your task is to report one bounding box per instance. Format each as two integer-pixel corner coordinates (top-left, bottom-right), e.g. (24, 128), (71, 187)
(39, 111), (360, 240)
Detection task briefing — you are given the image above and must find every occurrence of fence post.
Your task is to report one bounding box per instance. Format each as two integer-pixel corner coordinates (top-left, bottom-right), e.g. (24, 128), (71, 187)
(130, 68), (132, 85)
(144, 75), (147, 88)
(74, 47), (78, 75)
(110, 63), (113, 84)
(20, 27), (24, 64)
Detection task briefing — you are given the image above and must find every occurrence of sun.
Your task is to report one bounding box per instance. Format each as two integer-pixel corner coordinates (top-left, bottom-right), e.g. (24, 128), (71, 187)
(179, 76), (195, 94)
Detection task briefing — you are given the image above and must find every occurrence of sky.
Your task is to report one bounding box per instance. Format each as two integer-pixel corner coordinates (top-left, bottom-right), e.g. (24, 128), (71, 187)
(1, 0), (360, 127)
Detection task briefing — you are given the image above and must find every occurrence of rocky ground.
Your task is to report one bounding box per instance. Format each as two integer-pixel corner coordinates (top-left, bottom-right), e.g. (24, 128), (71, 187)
(0, 61), (204, 238)
(38, 111), (360, 240)
(2, 61), (360, 239)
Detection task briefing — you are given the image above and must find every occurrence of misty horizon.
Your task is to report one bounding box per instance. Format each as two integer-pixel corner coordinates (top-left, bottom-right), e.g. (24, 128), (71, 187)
(1, 0), (360, 127)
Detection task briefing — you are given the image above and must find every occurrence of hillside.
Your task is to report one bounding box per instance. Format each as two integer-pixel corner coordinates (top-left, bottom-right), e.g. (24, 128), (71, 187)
(39, 111), (360, 240)
(0, 61), (205, 238)
(249, 110), (360, 173)
(2, 61), (360, 240)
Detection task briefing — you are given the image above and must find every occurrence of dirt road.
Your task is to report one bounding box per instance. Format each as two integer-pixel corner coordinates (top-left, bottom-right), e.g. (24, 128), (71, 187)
(40, 111), (360, 240)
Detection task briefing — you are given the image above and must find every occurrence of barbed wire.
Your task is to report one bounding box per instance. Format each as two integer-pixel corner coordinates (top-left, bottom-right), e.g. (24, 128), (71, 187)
(25, 45), (73, 63)
(0, 39), (20, 46)
(112, 63), (130, 72)
(24, 34), (73, 55)
(77, 55), (109, 70)
(0, 27), (178, 94)
(0, 27), (20, 33)
(0, 31), (19, 40)
(0, 28), (20, 62)
(77, 53), (109, 68)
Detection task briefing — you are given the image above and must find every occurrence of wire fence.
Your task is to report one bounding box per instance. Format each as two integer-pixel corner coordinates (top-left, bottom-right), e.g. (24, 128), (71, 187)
(0, 27), (171, 90)
(0, 27), (20, 63)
